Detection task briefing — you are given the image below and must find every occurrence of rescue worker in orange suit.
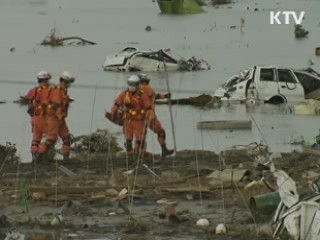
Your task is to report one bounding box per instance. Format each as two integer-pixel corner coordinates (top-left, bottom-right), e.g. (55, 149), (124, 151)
(25, 71), (52, 160)
(37, 71), (75, 161)
(110, 75), (153, 156)
(138, 74), (174, 157)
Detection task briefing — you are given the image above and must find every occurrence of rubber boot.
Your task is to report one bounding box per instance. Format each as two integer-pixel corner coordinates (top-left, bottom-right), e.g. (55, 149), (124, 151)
(161, 145), (174, 157)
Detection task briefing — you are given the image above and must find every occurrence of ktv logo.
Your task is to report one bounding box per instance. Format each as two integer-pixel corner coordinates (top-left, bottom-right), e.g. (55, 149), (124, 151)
(270, 11), (305, 25)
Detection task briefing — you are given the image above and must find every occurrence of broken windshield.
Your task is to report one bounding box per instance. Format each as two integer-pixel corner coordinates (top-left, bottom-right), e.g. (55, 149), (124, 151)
(294, 71), (320, 95)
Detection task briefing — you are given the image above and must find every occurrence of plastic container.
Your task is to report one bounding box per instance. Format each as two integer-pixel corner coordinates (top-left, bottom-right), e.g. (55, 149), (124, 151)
(249, 192), (281, 215)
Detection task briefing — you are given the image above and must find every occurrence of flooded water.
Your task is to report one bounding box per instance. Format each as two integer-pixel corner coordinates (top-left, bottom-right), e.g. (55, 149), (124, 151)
(0, 0), (320, 161)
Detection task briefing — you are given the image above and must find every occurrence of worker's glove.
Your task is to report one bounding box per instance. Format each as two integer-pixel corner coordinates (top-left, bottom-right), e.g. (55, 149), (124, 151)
(27, 106), (35, 116)
(164, 93), (171, 99)
(105, 112), (115, 121)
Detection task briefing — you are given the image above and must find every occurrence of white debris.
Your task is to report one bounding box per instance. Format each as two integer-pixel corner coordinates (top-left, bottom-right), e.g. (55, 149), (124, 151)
(216, 223), (227, 234)
(51, 214), (64, 226)
(196, 218), (209, 227)
(4, 230), (26, 240)
(273, 170), (299, 208)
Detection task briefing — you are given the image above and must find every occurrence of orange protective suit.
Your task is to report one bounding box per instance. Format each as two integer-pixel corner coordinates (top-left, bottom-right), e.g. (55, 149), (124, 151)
(139, 83), (168, 146)
(25, 85), (51, 154)
(111, 89), (152, 155)
(38, 84), (71, 156)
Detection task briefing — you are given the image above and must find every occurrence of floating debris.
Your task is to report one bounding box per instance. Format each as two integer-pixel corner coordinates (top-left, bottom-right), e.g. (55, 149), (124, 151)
(316, 47), (320, 56)
(294, 99), (320, 115)
(178, 56), (211, 71)
(211, 0), (232, 5)
(41, 28), (96, 46)
(294, 24), (309, 38)
(288, 135), (305, 145)
(145, 25), (152, 32)
(197, 120), (252, 130)
(157, 0), (204, 14)
(103, 47), (210, 72)
(156, 94), (217, 106)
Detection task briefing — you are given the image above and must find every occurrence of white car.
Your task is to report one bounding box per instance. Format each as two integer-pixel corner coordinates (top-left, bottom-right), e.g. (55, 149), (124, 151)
(103, 47), (210, 72)
(214, 66), (320, 104)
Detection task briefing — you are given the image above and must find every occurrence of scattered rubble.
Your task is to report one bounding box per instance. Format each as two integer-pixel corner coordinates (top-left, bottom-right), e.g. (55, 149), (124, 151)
(71, 129), (122, 153)
(178, 56), (211, 71)
(0, 142), (18, 163)
(0, 143), (319, 239)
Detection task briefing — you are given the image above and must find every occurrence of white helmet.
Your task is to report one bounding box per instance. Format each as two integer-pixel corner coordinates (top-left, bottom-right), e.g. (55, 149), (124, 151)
(60, 71), (75, 83)
(138, 73), (150, 83)
(37, 70), (51, 80)
(127, 75), (140, 85)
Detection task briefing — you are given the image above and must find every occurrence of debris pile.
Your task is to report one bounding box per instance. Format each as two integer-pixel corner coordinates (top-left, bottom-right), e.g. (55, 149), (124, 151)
(71, 129), (122, 153)
(156, 94), (221, 107)
(294, 99), (320, 115)
(41, 28), (96, 46)
(0, 142), (18, 162)
(178, 56), (211, 71)
(272, 170), (320, 240)
(211, 0), (232, 5)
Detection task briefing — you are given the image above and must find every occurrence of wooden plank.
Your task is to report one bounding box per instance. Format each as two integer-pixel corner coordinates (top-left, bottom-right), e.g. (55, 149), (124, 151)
(58, 165), (77, 176)
(197, 120), (252, 130)
(28, 187), (108, 194)
(159, 186), (211, 193)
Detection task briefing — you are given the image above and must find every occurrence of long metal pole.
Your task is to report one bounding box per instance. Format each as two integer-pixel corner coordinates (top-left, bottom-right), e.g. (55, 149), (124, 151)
(162, 52), (177, 167)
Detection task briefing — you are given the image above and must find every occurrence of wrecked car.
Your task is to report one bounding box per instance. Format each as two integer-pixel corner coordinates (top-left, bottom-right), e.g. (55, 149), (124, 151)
(103, 47), (210, 72)
(214, 66), (320, 104)
(157, 0), (204, 14)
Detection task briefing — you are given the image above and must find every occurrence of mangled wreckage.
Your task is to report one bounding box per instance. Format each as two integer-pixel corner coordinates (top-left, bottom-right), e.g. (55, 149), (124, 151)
(103, 47), (210, 72)
(214, 66), (320, 104)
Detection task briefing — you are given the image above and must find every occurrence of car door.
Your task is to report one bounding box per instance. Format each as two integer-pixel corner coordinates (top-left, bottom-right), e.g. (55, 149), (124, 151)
(277, 69), (304, 102)
(255, 67), (279, 101)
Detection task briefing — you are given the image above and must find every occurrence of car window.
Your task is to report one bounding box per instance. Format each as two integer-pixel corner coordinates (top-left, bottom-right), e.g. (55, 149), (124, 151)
(260, 69), (275, 81)
(294, 72), (320, 94)
(278, 69), (296, 83)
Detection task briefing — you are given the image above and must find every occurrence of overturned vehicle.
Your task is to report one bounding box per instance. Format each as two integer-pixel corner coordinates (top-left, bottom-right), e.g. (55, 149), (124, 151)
(214, 66), (320, 104)
(103, 47), (210, 72)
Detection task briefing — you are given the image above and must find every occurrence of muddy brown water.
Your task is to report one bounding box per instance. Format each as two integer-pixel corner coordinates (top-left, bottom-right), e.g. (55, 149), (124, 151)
(0, 0), (320, 162)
